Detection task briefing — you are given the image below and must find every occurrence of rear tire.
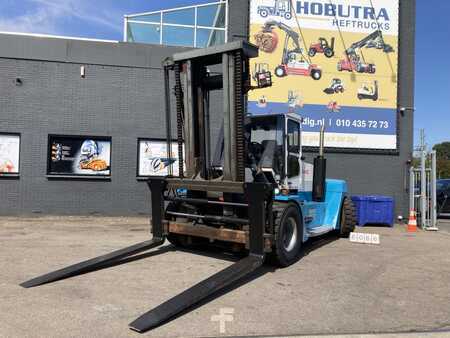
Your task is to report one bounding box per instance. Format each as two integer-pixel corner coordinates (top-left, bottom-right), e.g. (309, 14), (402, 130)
(270, 204), (303, 267)
(311, 69), (322, 80)
(308, 48), (316, 57)
(339, 198), (357, 237)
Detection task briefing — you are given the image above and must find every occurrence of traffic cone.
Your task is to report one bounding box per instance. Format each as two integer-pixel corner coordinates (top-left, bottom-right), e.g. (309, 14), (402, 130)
(407, 210), (417, 232)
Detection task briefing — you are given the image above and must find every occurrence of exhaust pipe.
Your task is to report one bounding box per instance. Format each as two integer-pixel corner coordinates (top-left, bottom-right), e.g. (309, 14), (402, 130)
(312, 125), (326, 202)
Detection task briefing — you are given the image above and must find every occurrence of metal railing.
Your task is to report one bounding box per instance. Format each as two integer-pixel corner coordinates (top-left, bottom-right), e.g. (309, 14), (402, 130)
(410, 150), (438, 230)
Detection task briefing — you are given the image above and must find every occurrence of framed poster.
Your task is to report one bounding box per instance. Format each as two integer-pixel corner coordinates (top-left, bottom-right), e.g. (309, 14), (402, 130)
(137, 139), (185, 177)
(249, 0), (399, 152)
(47, 135), (111, 177)
(0, 133), (20, 176)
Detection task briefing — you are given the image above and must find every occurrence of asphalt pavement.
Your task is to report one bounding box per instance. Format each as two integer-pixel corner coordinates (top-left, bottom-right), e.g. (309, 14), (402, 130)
(1, 216), (449, 338)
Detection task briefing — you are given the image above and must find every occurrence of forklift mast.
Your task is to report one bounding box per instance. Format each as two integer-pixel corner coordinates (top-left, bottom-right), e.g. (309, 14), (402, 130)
(166, 41), (254, 183)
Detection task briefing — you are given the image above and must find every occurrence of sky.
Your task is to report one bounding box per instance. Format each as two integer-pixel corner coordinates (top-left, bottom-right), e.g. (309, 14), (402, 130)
(0, 0), (448, 148)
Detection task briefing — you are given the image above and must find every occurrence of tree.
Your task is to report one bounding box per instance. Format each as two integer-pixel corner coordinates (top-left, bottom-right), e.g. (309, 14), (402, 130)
(433, 142), (450, 178)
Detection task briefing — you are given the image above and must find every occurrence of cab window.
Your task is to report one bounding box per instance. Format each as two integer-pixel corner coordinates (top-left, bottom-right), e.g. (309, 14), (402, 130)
(287, 119), (300, 177)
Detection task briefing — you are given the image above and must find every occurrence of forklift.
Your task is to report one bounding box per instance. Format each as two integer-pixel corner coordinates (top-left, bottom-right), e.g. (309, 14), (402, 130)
(21, 41), (355, 333)
(257, 0), (292, 20)
(308, 37), (335, 58)
(357, 80), (379, 101)
(252, 62), (273, 88)
(258, 20), (322, 80)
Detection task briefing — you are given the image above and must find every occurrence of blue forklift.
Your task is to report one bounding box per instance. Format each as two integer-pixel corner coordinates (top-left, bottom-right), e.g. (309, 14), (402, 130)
(257, 0), (293, 20)
(21, 41), (356, 333)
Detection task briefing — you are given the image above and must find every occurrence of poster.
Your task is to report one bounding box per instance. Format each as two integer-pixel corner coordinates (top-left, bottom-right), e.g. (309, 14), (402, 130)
(47, 135), (111, 176)
(249, 0), (399, 150)
(138, 139), (185, 177)
(0, 134), (20, 174)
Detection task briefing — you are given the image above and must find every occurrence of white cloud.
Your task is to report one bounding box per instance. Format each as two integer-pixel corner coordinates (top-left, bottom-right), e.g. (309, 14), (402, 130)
(0, 0), (122, 36)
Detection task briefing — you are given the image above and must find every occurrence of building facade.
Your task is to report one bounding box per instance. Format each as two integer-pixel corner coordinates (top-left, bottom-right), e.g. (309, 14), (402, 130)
(0, 0), (415, 216)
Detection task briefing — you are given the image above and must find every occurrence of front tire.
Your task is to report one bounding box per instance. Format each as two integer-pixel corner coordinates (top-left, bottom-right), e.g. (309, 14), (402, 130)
(259, 9), (268, 18)
(338, 198), (357, 237)
(275, 65), (286, 77)
(270, 204), (303, 267)
(284, 12), (292, 20)
(324, 48), (334, 58)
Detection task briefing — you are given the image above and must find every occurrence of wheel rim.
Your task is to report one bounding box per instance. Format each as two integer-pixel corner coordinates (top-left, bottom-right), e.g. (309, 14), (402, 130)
(283, 217), (298, 252)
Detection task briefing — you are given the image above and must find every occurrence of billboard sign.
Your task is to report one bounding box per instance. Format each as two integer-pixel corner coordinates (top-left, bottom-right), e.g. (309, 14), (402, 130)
(47, 135), (111, 177)
(249, 0), (399, 150)
(0, 133), (20, 175)
(137, 139), (185, 177)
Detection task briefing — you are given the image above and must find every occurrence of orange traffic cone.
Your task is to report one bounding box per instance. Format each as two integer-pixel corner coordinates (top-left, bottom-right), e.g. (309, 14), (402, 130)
(407, 210), (417, 232)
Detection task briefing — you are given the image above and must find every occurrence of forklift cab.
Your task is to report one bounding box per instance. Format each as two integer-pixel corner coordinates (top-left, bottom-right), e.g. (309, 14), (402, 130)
(319, 38), (328, 48)
(246, 113), (304, 192)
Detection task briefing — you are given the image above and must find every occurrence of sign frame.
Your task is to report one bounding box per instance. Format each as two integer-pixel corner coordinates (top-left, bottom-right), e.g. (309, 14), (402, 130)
(247, 0), (401, 155)
(0, 132), (21, 177)
(136, 138), (184, 178)
(46, 134), (112, 179)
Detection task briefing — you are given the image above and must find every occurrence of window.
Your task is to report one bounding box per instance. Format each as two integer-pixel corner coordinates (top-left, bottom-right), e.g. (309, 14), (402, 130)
(127, 22), (160, 44)
(287, 120), (300, 153)
(287, 119), (300, 178)
(125, 1), (227, 48)
(163, 8), (195, 25)
(197, 3), (226, 27)
(162, 26), (195, 47)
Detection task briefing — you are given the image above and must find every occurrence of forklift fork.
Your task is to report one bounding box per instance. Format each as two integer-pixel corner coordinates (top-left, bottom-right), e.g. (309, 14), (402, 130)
(21, 179), (168, 288)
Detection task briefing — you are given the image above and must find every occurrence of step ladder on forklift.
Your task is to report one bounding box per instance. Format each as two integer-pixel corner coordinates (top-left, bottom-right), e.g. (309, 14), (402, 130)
(21, 41), (356, 333)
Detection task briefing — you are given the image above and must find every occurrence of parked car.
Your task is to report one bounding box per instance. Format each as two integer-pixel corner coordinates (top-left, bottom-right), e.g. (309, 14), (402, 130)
(437, 179), (450, 217)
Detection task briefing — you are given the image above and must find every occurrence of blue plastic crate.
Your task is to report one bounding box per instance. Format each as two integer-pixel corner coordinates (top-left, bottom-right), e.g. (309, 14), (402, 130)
(351, 195), (394, 227)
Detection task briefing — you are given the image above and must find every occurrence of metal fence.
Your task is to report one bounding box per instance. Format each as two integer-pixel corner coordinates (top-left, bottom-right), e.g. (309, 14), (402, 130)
(409, 150), (438, 229)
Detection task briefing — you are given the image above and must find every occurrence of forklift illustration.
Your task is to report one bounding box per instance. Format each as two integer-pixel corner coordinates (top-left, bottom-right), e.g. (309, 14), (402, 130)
(338, 30), (394, 74)
(252, 63), (273, 88)
(21, 41), (356, 333)
(308, 37), (335, 58)
(357, 80), (379, 101)
(260, 20), (322, 80)
(257, 0), (292, 20)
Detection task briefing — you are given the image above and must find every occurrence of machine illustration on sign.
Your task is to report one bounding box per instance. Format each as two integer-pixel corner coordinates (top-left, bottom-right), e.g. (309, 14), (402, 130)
(308, 37), (335, 58)
(323, 78), (345, 94)
(337, 30), (394, 74)
(357, 81), (379, 101)
(257, 0), (292, 20)
(255, 20), (322, 80)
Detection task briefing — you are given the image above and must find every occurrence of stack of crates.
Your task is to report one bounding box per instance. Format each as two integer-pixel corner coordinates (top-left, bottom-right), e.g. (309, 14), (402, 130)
(351, 195), (394, 227)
